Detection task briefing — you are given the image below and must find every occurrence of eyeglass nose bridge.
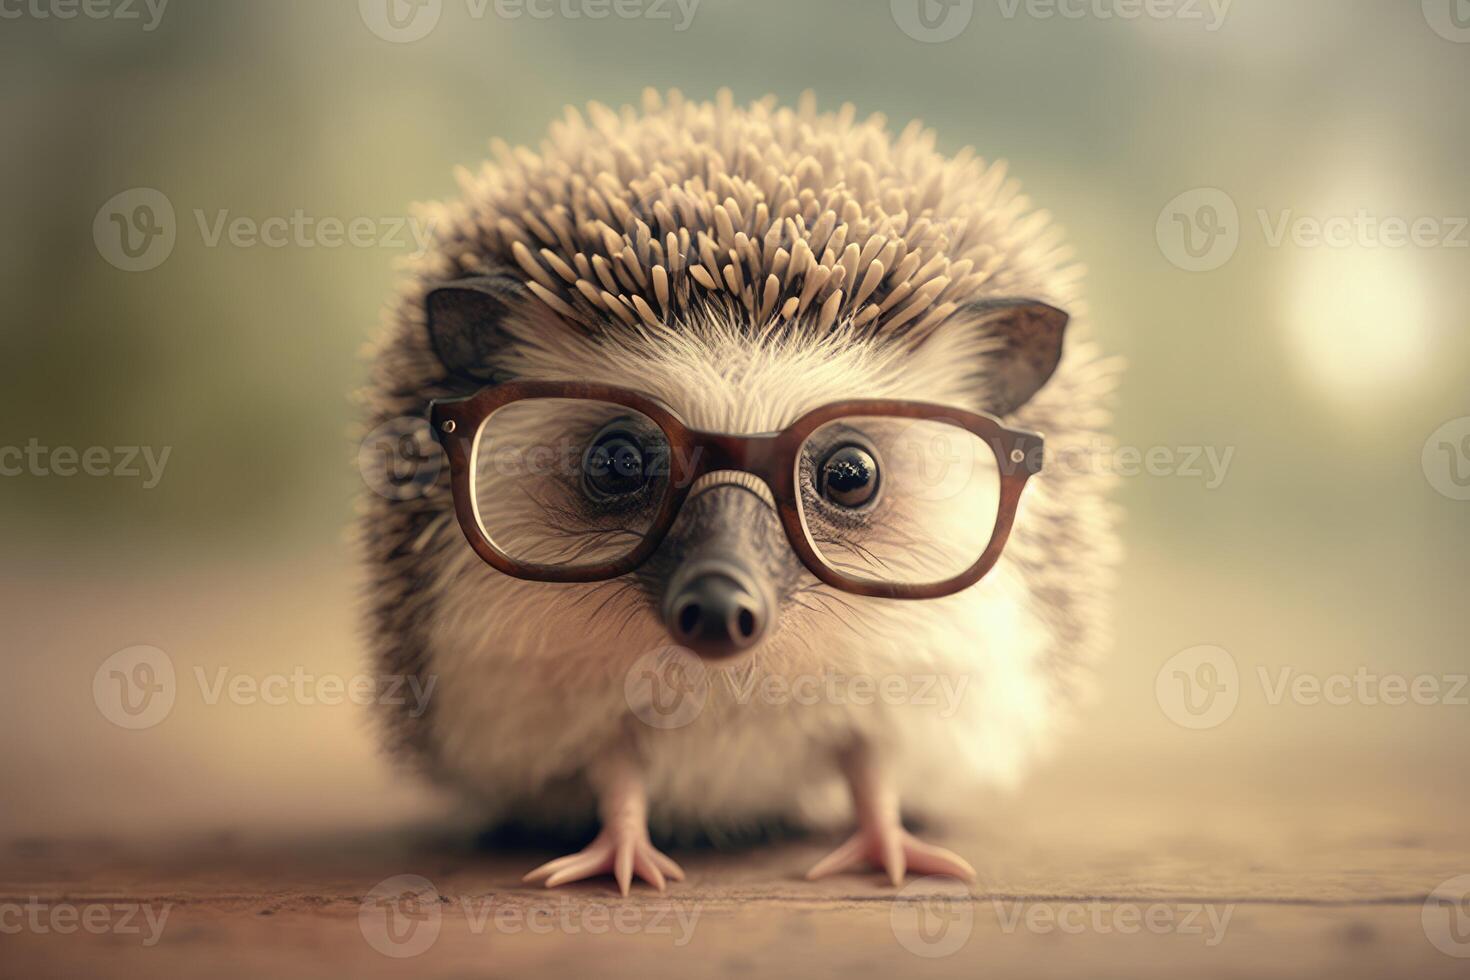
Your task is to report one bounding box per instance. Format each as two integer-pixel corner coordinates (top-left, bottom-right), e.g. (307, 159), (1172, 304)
(682, 430), (783, 486)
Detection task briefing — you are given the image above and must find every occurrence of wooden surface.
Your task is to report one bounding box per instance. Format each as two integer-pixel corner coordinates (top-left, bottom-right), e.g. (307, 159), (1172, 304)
(6, 795), (1469, 979)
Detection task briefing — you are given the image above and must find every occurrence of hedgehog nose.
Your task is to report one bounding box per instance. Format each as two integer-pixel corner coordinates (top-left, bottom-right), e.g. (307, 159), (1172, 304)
(665, 565), (768, 660)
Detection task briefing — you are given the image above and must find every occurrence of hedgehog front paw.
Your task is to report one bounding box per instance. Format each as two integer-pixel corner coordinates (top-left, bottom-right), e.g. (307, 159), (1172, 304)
(522, 821), (685, 896)
(805, 824), (976, 887)
(809, 744), (976, 887)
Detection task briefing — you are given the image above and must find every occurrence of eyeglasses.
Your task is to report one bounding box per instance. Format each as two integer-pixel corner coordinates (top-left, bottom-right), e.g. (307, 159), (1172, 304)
(428, 381), (1044, 600)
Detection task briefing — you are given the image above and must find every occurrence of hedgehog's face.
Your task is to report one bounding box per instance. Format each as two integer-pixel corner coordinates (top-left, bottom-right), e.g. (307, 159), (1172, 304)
(420, 276), (1066, 671)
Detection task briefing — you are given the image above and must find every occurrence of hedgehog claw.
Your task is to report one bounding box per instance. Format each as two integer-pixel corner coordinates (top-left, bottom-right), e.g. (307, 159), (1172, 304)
(805, 826), (976, 886)
(522, 753), (683, 896)
(807, 744), (976, 886)
(523, 823), (683, 895)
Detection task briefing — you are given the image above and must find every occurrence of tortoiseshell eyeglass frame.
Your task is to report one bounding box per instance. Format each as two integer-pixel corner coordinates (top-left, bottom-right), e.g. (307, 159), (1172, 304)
(428, 381), (1045, 600)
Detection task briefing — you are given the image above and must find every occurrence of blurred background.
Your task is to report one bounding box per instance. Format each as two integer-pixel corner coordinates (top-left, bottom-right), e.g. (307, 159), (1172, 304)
(1, 0), (1466, 845)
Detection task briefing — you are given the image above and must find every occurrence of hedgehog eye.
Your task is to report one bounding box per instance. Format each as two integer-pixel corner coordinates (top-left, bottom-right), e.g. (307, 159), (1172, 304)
(583, 429), (648, 498)
(819, 444), (880, 509)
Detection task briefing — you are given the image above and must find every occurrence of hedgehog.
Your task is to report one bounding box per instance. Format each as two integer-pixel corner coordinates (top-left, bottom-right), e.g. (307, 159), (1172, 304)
(358, 88), (1118, 893)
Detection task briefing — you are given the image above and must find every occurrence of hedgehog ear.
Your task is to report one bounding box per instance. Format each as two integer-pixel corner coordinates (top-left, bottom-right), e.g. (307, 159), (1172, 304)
(424, 275), (523, 382)
(969, 298), (1070, 416)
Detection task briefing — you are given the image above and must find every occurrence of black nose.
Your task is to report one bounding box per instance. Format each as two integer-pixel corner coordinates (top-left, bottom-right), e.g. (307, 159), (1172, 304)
(665, 567), (768, 659)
